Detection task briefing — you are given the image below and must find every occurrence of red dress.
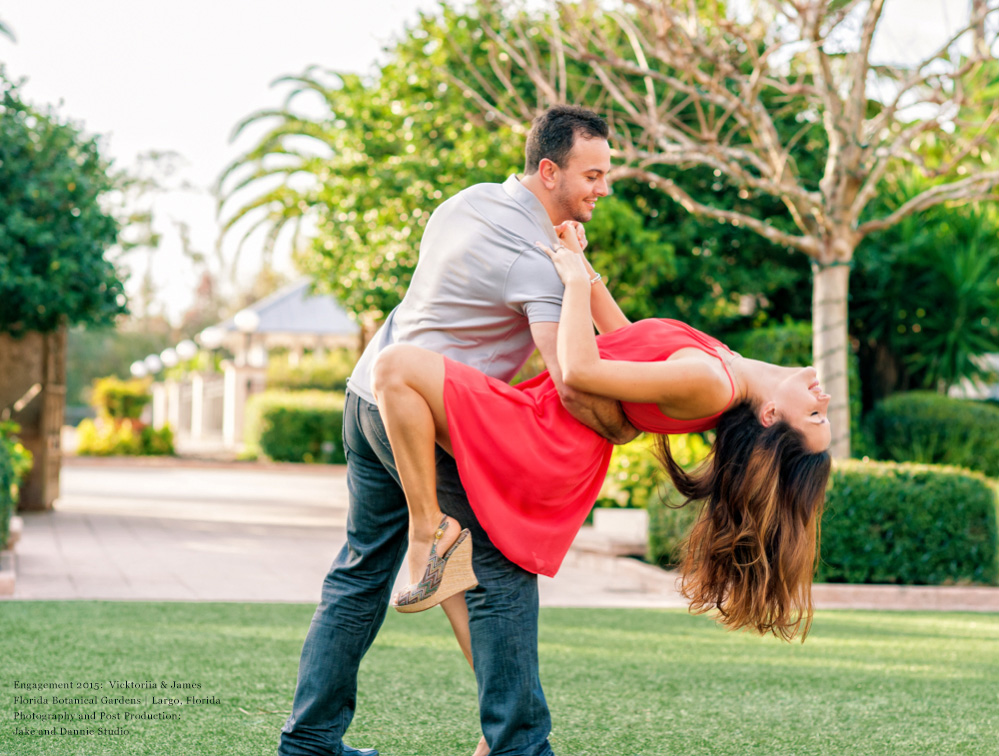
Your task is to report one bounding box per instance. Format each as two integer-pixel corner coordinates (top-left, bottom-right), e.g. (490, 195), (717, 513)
(442, 319), (736, 576)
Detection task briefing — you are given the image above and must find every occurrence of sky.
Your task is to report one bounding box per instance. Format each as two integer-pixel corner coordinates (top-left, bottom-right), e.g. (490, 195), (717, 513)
(0, 0), (987, 325)
(1, 0), (439, 323)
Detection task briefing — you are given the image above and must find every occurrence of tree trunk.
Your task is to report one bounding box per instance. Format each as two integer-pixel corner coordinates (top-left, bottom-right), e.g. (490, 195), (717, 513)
(812, 262), (851, 458)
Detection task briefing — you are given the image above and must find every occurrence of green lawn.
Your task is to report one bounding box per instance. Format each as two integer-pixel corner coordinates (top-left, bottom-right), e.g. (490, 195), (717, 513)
(1, 603), (996, 756)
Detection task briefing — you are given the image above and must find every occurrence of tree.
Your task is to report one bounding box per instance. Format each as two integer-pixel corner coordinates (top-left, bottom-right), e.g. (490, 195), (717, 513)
(0, 70), (125, 335)
(455, 0), (999, 457)
(218, 51), (522, 327)
(219, 9), (682, 337)
(852, 177), (999, 402)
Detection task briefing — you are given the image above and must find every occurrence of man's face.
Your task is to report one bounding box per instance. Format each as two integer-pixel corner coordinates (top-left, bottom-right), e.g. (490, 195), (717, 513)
(550, 136), (611, 223)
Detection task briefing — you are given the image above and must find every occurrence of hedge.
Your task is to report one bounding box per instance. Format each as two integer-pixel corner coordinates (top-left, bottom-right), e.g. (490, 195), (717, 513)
(244, 390), (346, 464)
(591, 433), (710, 568)
(266, 349), (356, 392)
(90, 376), (152, 420)
(647, 483), (699, 569)
(817, 460), (998, 585)
(76, 419), (174, 456)
(648, 459), (999, 584)
(865, 391), (999, 477)
(596, 433), (710, 510)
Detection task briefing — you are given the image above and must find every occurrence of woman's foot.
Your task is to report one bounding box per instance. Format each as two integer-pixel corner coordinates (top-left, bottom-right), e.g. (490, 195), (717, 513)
(472, 735), (490, 756)
(405, 514), (461, 587)
(392, 516), (478, 612)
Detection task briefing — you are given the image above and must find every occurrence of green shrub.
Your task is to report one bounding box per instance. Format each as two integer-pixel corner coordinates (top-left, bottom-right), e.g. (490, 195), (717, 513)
(596, 434), (710, 509)
(590, 433), (712, 568)
(76, 419), (174, 456)
(647, 483), (700, 569)
(89, 376), (153, 421)
(865, 391), (999, 477)
(0, 422), (33, 548)
(818, 460), (999, 585)
(245, 390), (346, 464)
(266, 349), (357, 392)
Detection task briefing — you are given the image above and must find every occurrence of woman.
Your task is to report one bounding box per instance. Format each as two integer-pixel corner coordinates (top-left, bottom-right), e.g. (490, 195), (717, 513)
(371, 226), (832, 643)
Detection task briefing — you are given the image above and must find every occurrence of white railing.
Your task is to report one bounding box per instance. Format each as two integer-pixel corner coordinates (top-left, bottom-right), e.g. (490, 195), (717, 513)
(151, 362), (266, 452)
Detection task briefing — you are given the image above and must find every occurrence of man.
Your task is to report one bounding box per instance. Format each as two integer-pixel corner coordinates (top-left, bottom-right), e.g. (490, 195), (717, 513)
(278, 105), (636, 756)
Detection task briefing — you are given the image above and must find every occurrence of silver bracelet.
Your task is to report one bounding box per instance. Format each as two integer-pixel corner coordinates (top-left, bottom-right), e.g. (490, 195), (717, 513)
(589, 272), (602, 286)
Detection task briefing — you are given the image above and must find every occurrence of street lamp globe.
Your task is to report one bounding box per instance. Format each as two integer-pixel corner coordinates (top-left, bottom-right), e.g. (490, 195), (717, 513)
(198, 326), (225, 351)
(160, 348), (179, 368)
(176, 339), (198, 361)
(234, 308), (261, 334)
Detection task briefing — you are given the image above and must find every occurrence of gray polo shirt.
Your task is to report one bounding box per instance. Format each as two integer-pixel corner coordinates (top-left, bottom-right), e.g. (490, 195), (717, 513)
(348, 175), (563, 404)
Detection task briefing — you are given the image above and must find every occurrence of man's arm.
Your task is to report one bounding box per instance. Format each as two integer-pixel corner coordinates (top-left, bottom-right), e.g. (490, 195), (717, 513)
(530, 321), (640, 445)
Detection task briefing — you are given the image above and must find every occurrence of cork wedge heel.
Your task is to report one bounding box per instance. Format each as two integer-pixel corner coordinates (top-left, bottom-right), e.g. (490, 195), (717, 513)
(392, 518), (478, 613)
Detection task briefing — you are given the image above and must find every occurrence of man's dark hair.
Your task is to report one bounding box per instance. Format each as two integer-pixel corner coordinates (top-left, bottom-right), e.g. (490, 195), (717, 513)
(523, 105), (609, 175)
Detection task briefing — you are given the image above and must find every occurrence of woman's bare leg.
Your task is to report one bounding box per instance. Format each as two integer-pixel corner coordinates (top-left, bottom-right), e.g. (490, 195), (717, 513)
(440, 595), (490, 756)
(371, 344), (462, 587)
(374, 347), (487, 752)
(440, 594), (473, 667)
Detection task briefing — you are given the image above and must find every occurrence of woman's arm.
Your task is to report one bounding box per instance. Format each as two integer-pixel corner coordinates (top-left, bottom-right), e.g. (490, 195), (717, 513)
(541, 244), (731, 419)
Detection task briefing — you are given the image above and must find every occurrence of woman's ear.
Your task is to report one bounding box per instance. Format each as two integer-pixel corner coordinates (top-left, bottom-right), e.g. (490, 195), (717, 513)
(759, 400), (778, 428)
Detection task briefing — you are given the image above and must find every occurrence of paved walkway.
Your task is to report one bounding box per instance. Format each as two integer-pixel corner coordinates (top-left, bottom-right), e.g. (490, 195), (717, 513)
(3, 457), (998, 613)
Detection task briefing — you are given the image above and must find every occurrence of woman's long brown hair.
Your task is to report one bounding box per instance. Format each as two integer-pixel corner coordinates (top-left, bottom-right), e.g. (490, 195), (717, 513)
(655, 401), (832, 641)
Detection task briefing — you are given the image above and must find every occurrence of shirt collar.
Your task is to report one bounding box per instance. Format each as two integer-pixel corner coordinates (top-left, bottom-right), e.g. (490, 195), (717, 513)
(502, 175), (558, 243)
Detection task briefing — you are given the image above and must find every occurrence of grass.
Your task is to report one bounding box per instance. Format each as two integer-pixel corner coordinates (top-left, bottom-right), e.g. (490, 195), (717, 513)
(1, 603), (997, 756)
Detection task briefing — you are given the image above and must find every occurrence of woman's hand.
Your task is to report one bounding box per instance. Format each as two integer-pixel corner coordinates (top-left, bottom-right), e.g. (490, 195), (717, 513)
(537, 241), (590, 287)
(554, 221), (587, 253)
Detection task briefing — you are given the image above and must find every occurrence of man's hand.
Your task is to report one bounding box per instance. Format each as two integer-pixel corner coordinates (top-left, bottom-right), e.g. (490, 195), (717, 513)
(530, 321), (639, 445)
(560, 386), (641, 445)
(554, 220), (587, 252)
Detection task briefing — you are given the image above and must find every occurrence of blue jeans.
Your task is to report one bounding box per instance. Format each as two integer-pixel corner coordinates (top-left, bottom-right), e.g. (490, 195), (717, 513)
(278, 391), (555, 756)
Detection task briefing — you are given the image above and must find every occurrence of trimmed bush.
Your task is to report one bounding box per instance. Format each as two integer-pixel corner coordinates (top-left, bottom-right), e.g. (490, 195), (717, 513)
(0, 422), (33, 548)
(818, 460), (999, 585)
(597, 434), (710, 510)
(865, 391), (999, 477)
(647, 483), (700, 569)
(637, 434), (711, 568)
(76, 419), (175, 456)
(266, 349), (357, 392)
(244, 390), (346, 464)
(90, 376), (152, 420)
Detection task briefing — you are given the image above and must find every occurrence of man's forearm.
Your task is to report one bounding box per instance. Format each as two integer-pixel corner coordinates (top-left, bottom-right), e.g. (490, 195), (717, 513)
(529, 321), (638, 444)
(560, 388), (640, 445)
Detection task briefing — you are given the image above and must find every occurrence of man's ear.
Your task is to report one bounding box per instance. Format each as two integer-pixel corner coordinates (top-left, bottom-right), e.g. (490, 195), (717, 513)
(759, 401), (778, 428)
(538, 158), (559, 189)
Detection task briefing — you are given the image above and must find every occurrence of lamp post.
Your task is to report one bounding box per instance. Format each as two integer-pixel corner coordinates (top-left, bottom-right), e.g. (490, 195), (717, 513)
(222, 308), (264, 449)
(143, 354), (165, 428)
(195, 327), (226, 443)
(234, 308), (261, 366)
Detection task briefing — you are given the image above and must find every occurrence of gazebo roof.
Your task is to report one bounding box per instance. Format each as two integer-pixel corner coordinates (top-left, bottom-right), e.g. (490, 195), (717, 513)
(205, 278), (358, 351)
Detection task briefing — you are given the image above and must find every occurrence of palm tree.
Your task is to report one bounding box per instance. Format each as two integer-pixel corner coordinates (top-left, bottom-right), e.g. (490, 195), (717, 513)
(216, 66), (351, 278)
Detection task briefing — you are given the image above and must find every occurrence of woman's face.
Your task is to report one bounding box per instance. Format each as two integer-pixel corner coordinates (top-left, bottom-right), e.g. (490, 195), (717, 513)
(771, 367), (832, 453)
